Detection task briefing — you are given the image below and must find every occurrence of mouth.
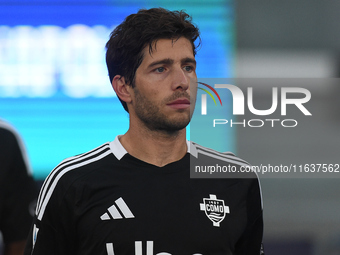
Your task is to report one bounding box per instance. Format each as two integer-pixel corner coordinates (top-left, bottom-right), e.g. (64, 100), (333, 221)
(167, 98), (191, 109)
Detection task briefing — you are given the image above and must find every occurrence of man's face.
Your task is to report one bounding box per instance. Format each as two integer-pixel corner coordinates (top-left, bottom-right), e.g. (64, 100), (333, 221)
(130, 37), (197, 132)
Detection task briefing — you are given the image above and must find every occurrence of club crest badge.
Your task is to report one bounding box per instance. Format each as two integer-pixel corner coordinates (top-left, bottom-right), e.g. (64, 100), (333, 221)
(200, 194), (229, 227)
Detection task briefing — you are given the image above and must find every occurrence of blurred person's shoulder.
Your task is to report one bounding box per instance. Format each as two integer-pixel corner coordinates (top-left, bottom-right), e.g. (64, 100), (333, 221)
(0, 119), (20, 146)
(0, 119), (27, 172)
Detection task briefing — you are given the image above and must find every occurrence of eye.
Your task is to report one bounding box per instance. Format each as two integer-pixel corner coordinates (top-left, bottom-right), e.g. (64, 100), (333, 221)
(183, 65), (194, 72)
(155, 67), (165, 73)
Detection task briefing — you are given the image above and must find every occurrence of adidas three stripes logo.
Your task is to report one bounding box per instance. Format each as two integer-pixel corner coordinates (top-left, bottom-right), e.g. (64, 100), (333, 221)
(100, 197), (135, 220)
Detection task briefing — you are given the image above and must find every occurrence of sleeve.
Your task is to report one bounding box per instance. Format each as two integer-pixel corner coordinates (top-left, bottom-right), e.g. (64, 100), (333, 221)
(234, 177), (264, 255)
(0, 127), (38, 245)
(24, 176), (77, 255)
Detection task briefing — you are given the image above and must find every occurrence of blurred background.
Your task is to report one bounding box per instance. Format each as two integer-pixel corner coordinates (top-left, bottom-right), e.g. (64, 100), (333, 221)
(236, 1), (340, 255)
(0, 0), (339, 254)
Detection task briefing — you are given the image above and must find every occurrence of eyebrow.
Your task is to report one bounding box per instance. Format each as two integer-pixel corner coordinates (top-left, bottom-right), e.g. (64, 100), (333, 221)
(147, 57), (196, 69)
(148, 58), (174, 69)
(182, 57), (196, 66)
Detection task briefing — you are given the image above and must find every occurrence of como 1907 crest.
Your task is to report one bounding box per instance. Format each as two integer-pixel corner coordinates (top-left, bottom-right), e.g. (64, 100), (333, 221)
(200, 194), (229, 227)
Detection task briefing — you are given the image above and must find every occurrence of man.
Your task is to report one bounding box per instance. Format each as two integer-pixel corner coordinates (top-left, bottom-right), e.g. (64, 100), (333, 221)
(0, 120), (37, 255)
(25, 8), (264, 255)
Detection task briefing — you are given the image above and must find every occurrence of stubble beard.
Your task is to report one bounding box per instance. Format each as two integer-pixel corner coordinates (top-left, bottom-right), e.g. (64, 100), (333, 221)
(133, 88), (194, 134)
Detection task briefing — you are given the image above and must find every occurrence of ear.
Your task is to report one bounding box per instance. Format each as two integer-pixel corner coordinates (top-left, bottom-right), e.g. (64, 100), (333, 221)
(111, 75), (132, 104)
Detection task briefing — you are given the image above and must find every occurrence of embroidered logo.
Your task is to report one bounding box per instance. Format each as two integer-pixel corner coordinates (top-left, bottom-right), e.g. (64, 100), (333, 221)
(100, 197), (135, 220)
(200, 194), (229, 227)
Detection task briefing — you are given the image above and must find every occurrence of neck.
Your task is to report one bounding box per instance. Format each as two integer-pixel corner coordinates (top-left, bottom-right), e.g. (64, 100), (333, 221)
(119, 123), (188, 167)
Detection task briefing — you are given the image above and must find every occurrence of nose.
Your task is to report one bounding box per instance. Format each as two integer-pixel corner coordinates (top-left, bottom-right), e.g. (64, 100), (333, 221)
(171, 67), (189, 91)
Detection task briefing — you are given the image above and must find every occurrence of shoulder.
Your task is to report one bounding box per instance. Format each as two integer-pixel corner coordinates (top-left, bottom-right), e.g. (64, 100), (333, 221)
(189, 141), (261, 185)
(0, 119), (32, 173)
(189, 141), (250, 167)
(0, 119), (20, 145)
(35, 142), (114, 220)
(189, 141), (263, 208)
(41, 142), (113, 187)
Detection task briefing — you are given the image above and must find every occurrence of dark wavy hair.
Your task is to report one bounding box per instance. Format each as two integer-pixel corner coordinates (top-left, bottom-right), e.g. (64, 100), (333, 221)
(106, 8), (201, 112)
